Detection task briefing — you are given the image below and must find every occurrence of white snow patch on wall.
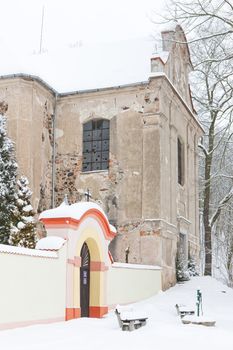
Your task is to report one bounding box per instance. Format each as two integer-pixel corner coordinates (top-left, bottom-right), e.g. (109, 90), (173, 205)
(112, 262), (161, 270)
(0, 243), (57, 258)
(36, 236), (66, 251)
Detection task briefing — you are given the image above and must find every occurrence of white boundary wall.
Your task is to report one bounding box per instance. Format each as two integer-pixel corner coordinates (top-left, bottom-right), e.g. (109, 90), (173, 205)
(107, 262), (162, 306)
(0, 244), (67, 330)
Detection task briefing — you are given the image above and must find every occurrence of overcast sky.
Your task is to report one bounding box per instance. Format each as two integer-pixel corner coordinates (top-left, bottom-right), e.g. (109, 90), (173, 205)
(0, 0), (166, 54)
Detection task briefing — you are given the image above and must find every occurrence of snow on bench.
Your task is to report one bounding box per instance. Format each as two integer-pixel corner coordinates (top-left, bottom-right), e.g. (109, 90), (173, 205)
(182, 315), (216, 327)
(115, 306), (148, 331)
(175, 304), (195, 318)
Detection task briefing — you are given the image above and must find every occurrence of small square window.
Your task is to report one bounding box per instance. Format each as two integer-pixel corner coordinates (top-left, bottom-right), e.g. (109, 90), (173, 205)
(92, 141), (101, 152)
(102, 128), (109, 140)
(83, 142), (92, 153)
(83, 130), (92, 142)
(83, 153), (92, 163)
(102, 152), (109, 162)
(83, 121), (92, 131)
(83, 162), (91, 172)
(93, 130), (102, 141)
(102, 139), (109, 151)
(102, 162), (109, 170)
(92, 162), (102, 171)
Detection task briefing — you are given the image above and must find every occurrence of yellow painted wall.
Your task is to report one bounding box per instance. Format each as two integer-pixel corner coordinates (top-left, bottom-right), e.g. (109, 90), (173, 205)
(107, 263), (162, 305)
(73, 222), (108, 308)
(0, 246), (66, 325)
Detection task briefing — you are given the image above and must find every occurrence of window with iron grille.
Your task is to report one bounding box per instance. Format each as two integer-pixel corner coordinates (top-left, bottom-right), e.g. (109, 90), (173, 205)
(177, 137), (184, 185)
(82, 119), (109, 172)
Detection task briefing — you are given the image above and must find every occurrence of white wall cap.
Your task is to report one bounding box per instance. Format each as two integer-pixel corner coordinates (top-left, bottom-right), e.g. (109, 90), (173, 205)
(112, 262), (162, 270)
(0, 243), (57, 258)
(36, 236), (66, 251)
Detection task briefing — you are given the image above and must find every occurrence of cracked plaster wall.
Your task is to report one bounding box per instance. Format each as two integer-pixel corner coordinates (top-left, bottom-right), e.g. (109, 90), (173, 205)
(0, 74), (202, 290)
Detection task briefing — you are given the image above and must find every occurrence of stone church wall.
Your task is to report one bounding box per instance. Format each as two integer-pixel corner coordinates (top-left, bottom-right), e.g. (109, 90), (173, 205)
(0, 25), (202, 290)
(0, 77), (54, 212)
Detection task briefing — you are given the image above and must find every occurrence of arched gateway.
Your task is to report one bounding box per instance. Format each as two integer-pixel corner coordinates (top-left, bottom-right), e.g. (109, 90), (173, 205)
(39, 201), (116, 320)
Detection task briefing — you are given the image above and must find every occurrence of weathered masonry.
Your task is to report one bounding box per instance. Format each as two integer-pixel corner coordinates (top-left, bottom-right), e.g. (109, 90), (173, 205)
(0, 25), (203, 289)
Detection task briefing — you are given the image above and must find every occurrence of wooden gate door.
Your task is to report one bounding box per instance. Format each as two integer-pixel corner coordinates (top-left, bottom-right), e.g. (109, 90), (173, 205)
(80, 243), (90, 317)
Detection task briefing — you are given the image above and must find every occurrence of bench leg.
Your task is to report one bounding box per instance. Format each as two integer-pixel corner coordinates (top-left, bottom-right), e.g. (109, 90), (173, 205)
(134, 323), (142, 329)
(129, 321), (135, 331)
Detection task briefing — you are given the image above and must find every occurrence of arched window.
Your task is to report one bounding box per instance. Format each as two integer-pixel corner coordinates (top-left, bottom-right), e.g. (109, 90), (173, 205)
(82, 119), (109, 172)
(177, 137), (184, 185)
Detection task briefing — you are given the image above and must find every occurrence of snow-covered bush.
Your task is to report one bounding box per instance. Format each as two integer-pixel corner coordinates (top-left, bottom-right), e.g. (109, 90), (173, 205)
(0, 114), (18, 244)
(188, 256), (199, 277)
(9, 176), (37, 249)
(176, 253), (190, 282)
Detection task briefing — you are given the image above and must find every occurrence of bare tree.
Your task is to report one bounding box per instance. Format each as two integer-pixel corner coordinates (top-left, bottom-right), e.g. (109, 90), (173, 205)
(194, 28), (233, 275)
(164, 0), (233, 53)
(161, 1), (233, 276)
(214, 204), (233, 286)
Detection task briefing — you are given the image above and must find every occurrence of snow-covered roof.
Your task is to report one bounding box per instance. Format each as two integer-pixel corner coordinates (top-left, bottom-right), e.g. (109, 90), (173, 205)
(160, 22), (178, 32)
(40, 201), (109, 225)
(0, 37), (155, 93)
(0, 243), (57, 258)
(151, 51), (169, 64)
(36, 236), (66, 251)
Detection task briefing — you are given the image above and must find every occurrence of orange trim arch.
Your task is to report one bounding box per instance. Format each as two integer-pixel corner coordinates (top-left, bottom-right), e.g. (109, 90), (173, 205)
(40, 208), (116, 240)
(40, 204), (116, 321)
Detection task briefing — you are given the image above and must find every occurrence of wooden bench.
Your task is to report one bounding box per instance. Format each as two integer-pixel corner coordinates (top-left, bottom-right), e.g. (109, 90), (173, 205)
(115, 308), (148, 331)
(175, 304), (195, 318)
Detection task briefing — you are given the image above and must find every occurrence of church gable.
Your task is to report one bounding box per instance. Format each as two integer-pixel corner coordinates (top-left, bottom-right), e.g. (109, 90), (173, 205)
(151, 24), (193, 109)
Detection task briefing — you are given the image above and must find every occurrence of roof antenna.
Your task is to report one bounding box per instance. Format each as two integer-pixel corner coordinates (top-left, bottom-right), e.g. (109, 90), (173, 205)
(39, 5), (45, 54)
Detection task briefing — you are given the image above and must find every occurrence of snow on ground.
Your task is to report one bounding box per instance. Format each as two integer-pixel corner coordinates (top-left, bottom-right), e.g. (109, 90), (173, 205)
(1, 277), (233, 350)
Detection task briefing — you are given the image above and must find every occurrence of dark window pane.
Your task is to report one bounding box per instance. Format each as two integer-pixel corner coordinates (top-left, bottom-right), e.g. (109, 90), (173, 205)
(83, 153), (92, 163)
(102, 140), (109, 151)
(102, 152), (109, 162)
(102, 162), (109, 170)
(102, 128), (109, 139)
(96, 120), (103, 130)
(93, 130), (102, 141)
(102, 120), (109, 129)
(83, 130), (92, 141)
(92, 162), (101, 171)
(83, 121), (92, 131)
(83, 163), (91, 171)
(92, 152), (101, 162)
(92, 141), (101, 152)
(83, 141), (92, 153)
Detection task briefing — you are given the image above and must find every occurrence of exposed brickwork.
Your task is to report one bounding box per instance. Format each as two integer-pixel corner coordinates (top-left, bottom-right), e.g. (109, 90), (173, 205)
(42, 101), (54, 146)
(54, 153), (83, 206)
(37, 161), (53, 212)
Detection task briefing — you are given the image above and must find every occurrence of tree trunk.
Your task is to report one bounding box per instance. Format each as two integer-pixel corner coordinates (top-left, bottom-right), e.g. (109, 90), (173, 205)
(203, 113), (216, 276)
(204, 224), (212, 275)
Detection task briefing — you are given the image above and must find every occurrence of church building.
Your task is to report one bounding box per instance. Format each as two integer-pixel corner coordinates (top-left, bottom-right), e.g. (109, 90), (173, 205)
(0, 25), (203, 289)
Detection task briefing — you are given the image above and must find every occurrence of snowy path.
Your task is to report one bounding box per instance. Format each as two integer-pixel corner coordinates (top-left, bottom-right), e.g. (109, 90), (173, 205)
(0, 277), (232, 350)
